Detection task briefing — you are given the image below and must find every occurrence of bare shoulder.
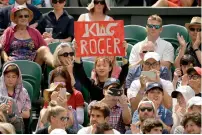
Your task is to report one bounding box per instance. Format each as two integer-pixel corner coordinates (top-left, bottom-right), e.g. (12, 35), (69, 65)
(77, 13), (86, 21)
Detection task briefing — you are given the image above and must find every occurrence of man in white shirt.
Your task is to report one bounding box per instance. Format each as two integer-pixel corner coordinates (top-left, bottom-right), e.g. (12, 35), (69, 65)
(128, 52), (173, 111)
(129, 14), (174, 69)
(78, 102), (120, 134)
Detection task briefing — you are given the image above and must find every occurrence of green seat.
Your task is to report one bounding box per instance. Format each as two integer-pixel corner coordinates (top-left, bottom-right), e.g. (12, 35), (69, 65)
(124, 25), (147, 42)
(127, 43), (133, 58)
(48, 42), (61, 54)
(83, 60), (95, 78)
(8, 60), (42, 101)
(83, 102), (89, 127)
(125, 38), (140, 45)
(160, 24), (189, 42)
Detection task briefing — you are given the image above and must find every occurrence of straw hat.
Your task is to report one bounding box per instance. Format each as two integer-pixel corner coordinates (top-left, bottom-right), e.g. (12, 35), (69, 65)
(10, 5), (33, 24)
(185, 17), (201, 29)
(87, 0), (110, 11)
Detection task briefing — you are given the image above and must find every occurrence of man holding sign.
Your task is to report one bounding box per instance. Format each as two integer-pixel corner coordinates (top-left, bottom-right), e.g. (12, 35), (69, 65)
(74, 20), (125, 57)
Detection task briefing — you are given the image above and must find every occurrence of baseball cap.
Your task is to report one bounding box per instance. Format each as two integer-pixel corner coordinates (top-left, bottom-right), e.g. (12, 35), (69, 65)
(145, 82), (163, 93)
(103, 78), (120, 88)
(50, 129), (67, 134)
(171, 85), (195, 102)
(187, 67), (202, 76)
(187, 97), (202, 109)
(143, 52), (160, 62)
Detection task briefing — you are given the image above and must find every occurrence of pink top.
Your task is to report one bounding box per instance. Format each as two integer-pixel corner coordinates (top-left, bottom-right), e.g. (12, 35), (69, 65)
(1, 26), (47, 53)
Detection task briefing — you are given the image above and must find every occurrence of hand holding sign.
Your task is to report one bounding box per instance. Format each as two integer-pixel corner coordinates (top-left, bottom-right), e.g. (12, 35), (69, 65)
(74, 20), (125, 57)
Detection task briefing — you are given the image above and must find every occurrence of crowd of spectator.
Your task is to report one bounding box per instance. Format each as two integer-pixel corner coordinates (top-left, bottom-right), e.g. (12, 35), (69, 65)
(0, 0), (201, 134)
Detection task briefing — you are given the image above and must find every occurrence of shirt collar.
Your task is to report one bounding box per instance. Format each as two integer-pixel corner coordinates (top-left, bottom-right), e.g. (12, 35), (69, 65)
(14, 1), (27, 8)
(49, 10), (69, 17)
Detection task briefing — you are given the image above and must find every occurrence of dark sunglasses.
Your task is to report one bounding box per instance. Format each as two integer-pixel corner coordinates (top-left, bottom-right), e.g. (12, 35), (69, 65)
(189, 28), (201, 32)
(59, 52), (74, 57)
(142, 51), (154, 54)
(147, 24), (161, 29)
(60, 116), (69, 121)
(94, 0), (105, 5)
(52, 0), (65, 4)
(18, 15), (29, 19)
(140, 107), (153, 112)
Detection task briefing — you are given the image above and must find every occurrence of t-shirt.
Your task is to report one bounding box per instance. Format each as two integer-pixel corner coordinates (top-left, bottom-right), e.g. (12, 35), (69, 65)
(67, 90), (84, 109)
(35, 127), (74, 134)
(77, 126), (120, 134)
(9, 0), (42, 5)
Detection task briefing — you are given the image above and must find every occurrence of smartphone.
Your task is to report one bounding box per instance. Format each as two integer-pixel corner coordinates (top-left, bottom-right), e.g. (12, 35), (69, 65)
(108, 88), (123, 96)
(141, 71), (156, 79)
(60, 88), (67, 98)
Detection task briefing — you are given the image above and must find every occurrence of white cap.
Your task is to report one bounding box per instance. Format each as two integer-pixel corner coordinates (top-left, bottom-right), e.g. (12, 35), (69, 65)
(187, 97), (202, 109)
(171, 85), (195, 103)
(143, 52), (160, 62)
(50, 129), (67, 134)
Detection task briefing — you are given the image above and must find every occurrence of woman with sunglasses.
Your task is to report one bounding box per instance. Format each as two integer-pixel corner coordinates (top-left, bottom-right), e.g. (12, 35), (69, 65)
(0, 5), (54, 67)
(175, 17), (201, 68)
(36, 100), (73, 134)
(37, 0), (74, 43)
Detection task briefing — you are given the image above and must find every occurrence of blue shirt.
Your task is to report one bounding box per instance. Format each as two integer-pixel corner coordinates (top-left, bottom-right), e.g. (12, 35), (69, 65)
(9, 0), (42, 5)
(132, 105), (173, 126)
(125, 65), (171, 89)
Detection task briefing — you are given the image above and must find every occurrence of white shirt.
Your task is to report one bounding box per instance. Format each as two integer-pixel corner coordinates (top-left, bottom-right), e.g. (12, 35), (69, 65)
(129, 37), (174, 65)
(127, 78), (174, 100)
(77, 125), (120, 134)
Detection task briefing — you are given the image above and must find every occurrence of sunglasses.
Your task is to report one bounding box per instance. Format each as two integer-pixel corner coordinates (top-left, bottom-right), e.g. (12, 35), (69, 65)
(60, 116), (69, 121)
(52, 0), (65, 4)
(139, 107), (153, 112)
(54, 82), (66, 86)
(147, 24), (161, 29)
(94, 0), (105, 5)
(188, 74), (201, 80)
(18, 14), (29, 19)
(142, 51), (154, 54)
(189, 28), (201, 32)
(59, 52), (74, 57)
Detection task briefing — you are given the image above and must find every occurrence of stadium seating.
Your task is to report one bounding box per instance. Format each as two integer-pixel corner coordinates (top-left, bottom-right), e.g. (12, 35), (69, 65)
(83, 60), (95, 78)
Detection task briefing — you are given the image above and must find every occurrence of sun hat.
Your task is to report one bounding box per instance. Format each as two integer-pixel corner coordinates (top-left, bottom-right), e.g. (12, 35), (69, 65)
(10, 5), (33, 24)
(185, 17), (201, 29)
(187, 96), (202, 109)
(143, 52), (160, 62)
(87, 0), (110, 11)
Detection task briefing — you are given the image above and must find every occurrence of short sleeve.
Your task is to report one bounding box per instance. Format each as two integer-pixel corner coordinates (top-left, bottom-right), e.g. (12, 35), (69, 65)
(75, 91), (84, 107)
(129, 44), (141, 65)
(161, 42), (174, 63)
(35, 28), (47, 47)
(127, 80), (141, 100)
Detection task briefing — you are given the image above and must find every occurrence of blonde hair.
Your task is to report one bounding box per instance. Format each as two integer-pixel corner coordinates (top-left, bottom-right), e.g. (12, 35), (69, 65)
(0, 122), (16, 134)
(53, 42), (74, 67)
(147, 14), (162, 25)
(46, 101), (67, 123)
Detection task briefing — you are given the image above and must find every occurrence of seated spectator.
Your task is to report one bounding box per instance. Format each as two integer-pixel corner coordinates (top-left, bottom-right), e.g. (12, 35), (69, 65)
(9, 0), (42, 7)
(37, 0), (74, 43)
(152, 0), (197, 7)
(94, 122), (115, 134)
(172, 54), (196, 89)
(0, 0), (9, 7)
(187, 67), (202, 96)
(96, 78), (131, 133)
(36, 100), (75, 134)
(0, 5), (54, 67)
(44, 66), (84, 124)
(0, 122), (16, 134)
(128, 52), (173, 111)
(186, 96), (202, 113)
(175, 17), (201, 68)
(130, 97), (156, 134)
(78, 102), (120, 134)
(171, 85), (195, 132)
(142, 118), (163, 134)
(129, 14), (174, 69)
(0, 0), (42, 29)
(74, 42), (129, 101)
(181, 112), (201, 134)
(91, 56), (122, 80)
(0, 63), (31, 118)
(126, 51), (170, 89)
(132, 83), (173, 132)
(52, 43), (81, 91)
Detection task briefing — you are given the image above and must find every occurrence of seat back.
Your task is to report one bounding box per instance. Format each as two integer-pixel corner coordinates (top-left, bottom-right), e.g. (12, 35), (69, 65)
(83, 60), (95, 78)
(22, 80), (33, 102)
(124, 25), (147, 41)
(48, 42), (61, 54)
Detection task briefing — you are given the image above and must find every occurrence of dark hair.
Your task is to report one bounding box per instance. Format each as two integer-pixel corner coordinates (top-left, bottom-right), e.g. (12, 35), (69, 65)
(50, 66), (73, 93)
(180, 54), (196, 66)
(181, 112), (201, 128)
(89, 102), (110, 118)
(4, 65), (19, 76)
(95, 122), (113, 134)
(142, 118), (163, 134)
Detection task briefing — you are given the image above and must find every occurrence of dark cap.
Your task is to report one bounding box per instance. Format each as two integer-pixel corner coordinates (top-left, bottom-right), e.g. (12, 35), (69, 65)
(146, 82), (163, 92)
(103, 78), (120, 88)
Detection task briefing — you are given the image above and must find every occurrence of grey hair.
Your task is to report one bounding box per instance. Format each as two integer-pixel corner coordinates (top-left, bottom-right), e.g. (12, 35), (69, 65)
(53, 42), (74, 67)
